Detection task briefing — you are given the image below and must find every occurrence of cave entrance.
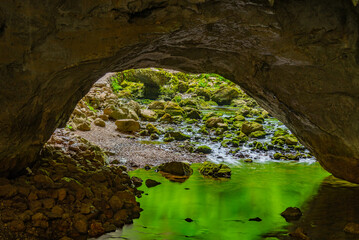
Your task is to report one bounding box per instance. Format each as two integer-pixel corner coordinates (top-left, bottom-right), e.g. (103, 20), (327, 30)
(62, 68), (314, 170)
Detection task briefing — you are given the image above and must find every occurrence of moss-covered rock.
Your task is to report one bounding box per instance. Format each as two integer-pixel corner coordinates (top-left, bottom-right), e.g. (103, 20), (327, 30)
(241, 121), (264, 135)
(164, 131), (191, 141)
(184, 107), (202, 119)
(206, 117), (224, 128)
(198, 162), (231, 178)
(195, 145), (212, 154)
(164, 101), (184, 116)
(249, 130), (266, 139)
(159, 113), (173, 123)
(212, 87), (240, 105)
(145, 123), (160, 134)
(139, 109), (158, 121)
(158, 162), (193, 176)
(148, 101), (165, 110)
(286, 136), (298, 145)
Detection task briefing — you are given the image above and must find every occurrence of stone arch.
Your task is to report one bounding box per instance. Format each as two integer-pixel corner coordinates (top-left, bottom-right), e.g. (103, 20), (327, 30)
(1, 0), (359, 182)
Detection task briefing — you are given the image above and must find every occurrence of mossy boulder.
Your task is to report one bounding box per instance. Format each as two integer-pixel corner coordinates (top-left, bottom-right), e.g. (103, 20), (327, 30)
(145, 123), (159, 134)
(159, 113), (173, 123)
(139, 109), (158, 122)
(195, 145), (212, 154)
(184, 107), (202, 119)
(249, 131), (266, 139)
(212, 87), (240, 105)
(198, 162), (231, 178)
(164, 101), (184, 116)
(286, 136), (298, 145)
(164, 131), (191, 141)
(148, 101), (165, 110)
(241, 121), (264, 135)
(205, 117), (224, 128)
(158, 162), (193, 176)
(179, 99), (198, 108)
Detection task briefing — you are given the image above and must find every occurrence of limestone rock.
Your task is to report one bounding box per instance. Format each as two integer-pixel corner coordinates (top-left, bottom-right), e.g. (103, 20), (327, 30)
(241, 122), (264, 135)
(115, 119), (140, 133)
(139, 109), (158, 122)
(148, 101), (165, 110)
(206, 117), (224, 128)
(212, 87), (239, 105)
(94, 118), (106, 127)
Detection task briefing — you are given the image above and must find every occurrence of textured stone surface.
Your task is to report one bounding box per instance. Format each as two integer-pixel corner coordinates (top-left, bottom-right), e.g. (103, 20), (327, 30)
(0, 0), (359, 182)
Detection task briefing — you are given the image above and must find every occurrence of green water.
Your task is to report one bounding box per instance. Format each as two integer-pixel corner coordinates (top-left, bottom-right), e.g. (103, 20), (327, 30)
(98, 162), (329, 240)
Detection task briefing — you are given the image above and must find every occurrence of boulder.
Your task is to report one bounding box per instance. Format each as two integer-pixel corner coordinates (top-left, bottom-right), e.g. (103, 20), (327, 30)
(241, 121), (264, 135)
(158, 162), (193, 176)
(94, 118), (106, 127)
(148, 101), (165, 110)
(198, 162), (231, 178)
(206, 117), (224, 128)
(139, 109), (158, 122)
(164, 131), (191, 141)
(212, 87), (239, 105)
(115, 119), (140, 132)
(280, 207), (302, 221)
(145, 179), (161, 188)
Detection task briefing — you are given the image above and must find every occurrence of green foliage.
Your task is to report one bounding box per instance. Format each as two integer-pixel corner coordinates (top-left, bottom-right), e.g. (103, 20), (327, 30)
(85, 101), (97, 112)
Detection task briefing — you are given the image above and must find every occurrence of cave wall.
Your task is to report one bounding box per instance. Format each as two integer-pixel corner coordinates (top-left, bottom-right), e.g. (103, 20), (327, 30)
(1, 0), (359, 182)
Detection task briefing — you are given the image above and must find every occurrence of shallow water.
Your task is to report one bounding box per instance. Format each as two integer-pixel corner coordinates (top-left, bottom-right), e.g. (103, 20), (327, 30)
(96, 162), (329, 240)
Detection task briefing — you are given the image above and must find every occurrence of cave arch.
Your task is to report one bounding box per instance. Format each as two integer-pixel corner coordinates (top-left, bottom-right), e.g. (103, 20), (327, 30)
(1, 0), (359, 182)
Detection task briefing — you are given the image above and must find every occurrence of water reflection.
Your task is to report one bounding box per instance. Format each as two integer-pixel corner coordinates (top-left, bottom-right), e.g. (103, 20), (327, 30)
(95, 162), (329, 240)
(283, 176), (359, 240)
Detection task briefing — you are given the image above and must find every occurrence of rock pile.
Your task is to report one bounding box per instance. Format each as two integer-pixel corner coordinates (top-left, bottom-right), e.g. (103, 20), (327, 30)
(0, 129), (142, 240)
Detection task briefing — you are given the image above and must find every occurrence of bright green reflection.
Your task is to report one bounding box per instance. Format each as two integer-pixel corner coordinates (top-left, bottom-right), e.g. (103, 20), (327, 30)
(102, 162), (329, 240)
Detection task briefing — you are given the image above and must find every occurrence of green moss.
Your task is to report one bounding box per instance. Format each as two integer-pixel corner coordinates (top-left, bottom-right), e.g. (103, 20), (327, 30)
(164, 137), (175, 142)
(164, 131), (191, 141)
(249, 131), (266, 139)
(146, 123), (160, 134)
(198, 161), (231, 178)
(195, 145), (212, 154)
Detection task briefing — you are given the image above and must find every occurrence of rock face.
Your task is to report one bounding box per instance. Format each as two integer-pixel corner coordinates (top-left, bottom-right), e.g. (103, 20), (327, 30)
(0, 1), (359, 182)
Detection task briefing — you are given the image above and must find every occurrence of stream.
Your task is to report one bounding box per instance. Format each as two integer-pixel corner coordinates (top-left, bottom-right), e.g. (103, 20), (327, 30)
(92, 106), (339, 240)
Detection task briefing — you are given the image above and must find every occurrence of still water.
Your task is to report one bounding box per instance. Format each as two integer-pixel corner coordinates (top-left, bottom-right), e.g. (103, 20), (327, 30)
(96, 162), (329, 240)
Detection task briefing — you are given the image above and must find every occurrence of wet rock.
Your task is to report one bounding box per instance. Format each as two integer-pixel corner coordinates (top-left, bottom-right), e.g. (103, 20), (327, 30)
(199, 162), (231, 178)
(164, 131), (190, 141)
(57, 188), (67, 201)
(158, 162), (193, 176)
(344, 222), (359, 234)
(244, 159), (253, 163)
(195, 145), (212, 154)
(131, 176), (143, 187)
(249, 217), (262, 222)
(206, 117), (224, 128)
(249, 130), (266, 139)
(145, 179), (161, 188)
(103, 222), (117, 233)
(281, 207), (302, 221)
(51, 205), (64, 218)
(286, 136), (298, 145)
(185, 218), (193, 222)
(127, 100), (141, 115)
(241, 122), (264, 135)
(184, 108), (202, 119)
(94, 118), (106, 127)
(159, 113), (173, 123)
(88, 221), (105, 237)
(164, 102), (184, 116)
(145, 123), (159, 134)
(115, 119), (140, 132)
(139, 109), (158, 121)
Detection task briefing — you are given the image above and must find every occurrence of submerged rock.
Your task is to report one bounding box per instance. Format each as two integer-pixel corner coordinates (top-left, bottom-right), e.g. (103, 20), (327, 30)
(145, 179), (161, 188)
(198, 162), (231, 178)
(281, 207), (302, 221)
(164, 131), (191, 141)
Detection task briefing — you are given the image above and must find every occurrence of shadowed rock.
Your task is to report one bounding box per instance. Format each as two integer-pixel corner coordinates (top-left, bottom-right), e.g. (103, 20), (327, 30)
(0, 0), (359, 183)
